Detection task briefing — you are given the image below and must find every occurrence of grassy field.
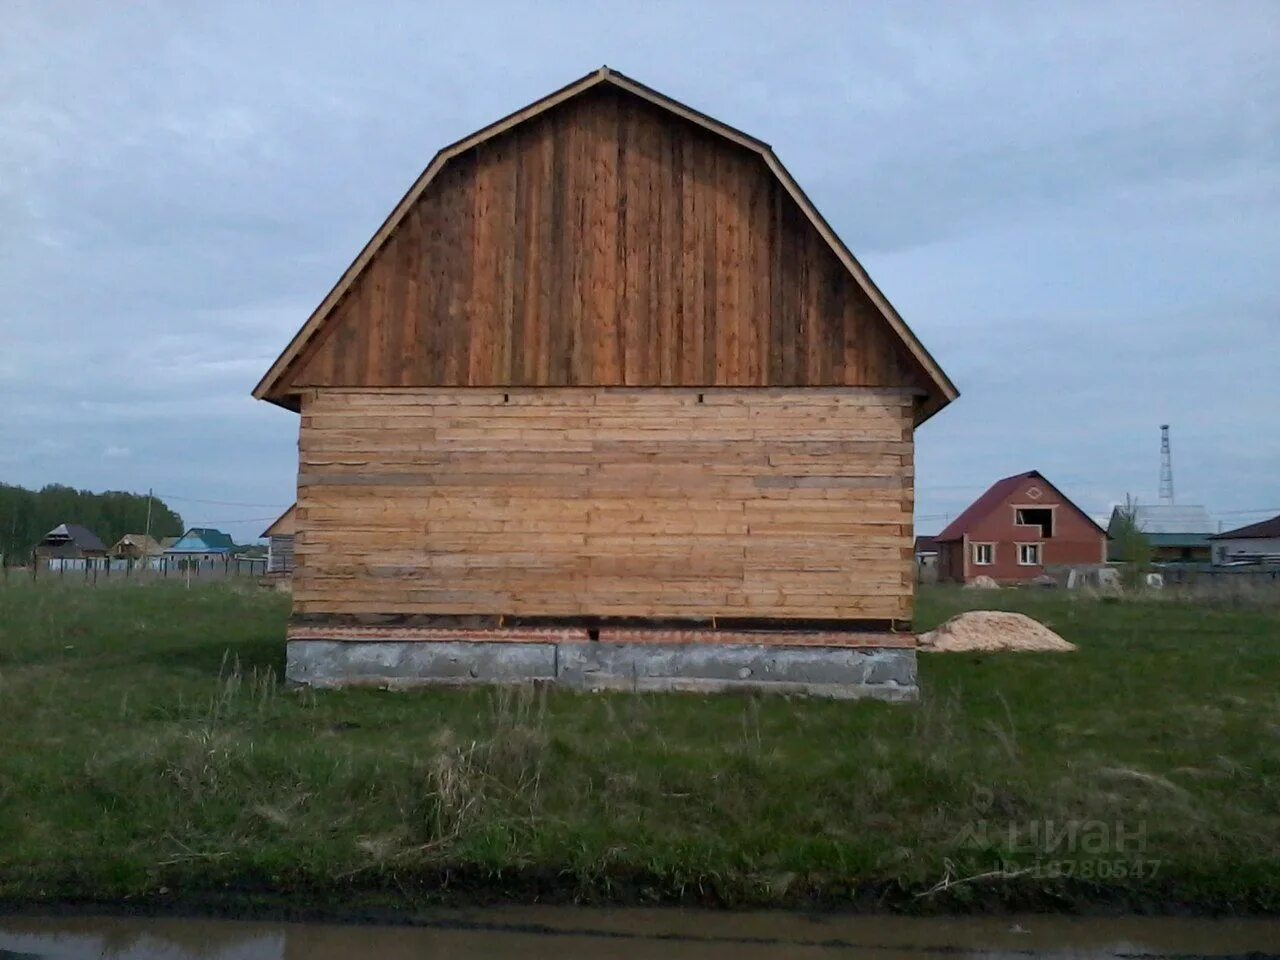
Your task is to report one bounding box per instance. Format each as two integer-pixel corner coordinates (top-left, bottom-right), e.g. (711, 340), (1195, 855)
(1, 580), (1278, 914)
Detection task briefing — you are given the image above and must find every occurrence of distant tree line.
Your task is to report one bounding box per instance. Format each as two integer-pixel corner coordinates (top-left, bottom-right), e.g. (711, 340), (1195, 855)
(0, 483), (184, 561)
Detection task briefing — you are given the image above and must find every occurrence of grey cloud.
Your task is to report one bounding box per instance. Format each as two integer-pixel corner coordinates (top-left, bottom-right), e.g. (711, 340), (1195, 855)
(3, 0), (1279, 543)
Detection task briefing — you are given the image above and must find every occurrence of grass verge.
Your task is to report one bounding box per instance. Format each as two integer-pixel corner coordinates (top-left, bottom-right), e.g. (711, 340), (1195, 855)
(1, 581), (1278, 914)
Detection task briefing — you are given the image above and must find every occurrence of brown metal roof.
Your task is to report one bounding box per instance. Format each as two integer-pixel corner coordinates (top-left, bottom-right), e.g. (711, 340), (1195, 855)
(1210, 513), (1280, 540)
(935, 471), (1107, 542)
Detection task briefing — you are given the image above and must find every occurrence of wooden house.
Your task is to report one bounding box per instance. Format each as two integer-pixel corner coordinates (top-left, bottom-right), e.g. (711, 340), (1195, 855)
(935, 471), (1106, 584)
(262, 505), (297, 575)
(35, 523), (107, 566)
(254, 68), (957, 697)
(109, 533), (164, 561)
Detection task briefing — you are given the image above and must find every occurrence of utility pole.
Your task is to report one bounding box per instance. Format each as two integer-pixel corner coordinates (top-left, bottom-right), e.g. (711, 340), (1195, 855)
(143, 488), (154, 575)
(6, 509), (16, 573)
(1158, 425), (1175, 505)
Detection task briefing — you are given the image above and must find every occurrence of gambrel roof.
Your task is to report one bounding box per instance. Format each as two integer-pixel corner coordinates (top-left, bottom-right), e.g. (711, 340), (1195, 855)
(255, 67), (957, 417)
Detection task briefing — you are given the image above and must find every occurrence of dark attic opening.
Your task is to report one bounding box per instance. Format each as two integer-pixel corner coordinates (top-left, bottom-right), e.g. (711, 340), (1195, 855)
(1015, 507), (1054, 538)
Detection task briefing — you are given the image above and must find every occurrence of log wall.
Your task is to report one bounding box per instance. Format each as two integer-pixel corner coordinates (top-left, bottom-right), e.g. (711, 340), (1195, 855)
(294, 387), (914, 624)
(268, 535), (295, 575)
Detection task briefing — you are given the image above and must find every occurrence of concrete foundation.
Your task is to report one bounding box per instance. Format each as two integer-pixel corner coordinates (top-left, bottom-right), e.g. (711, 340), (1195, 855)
(286, 639), (918, 701)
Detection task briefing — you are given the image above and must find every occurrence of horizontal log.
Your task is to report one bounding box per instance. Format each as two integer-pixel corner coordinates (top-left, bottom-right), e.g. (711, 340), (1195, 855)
(294, 387), (915, 621)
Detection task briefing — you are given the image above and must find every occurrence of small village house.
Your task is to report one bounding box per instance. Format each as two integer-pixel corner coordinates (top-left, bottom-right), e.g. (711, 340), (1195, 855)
(34, 523), (107, 567)
(165, 528), (236, 566)
(253, 68), (957, 697)
(108, 533), (164, 562)
(261, 505), (297, 575)
(1106, 504), (1214, 563)
(1209, 514), (1280, 566)
(934, 471), (1106, 584)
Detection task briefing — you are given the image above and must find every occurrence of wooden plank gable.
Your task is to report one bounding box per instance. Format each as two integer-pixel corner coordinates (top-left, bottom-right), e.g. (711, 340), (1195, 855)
(256, 68), (957, 420)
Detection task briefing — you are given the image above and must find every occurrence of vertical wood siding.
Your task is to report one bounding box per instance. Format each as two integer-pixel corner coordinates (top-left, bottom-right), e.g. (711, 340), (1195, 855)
(293, 388), (915, 623)
(287, 86), (930, 394)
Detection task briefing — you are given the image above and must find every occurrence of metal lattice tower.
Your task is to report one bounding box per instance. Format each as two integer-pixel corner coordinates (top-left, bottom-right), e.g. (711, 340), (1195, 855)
(1158, 424), (1175, 504)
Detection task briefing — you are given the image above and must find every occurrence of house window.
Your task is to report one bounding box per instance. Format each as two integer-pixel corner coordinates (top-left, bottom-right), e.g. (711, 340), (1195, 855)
(1018, 543), (1042, 566)
(1015, 507), (1054, 537)
(972, 543), (994, 565)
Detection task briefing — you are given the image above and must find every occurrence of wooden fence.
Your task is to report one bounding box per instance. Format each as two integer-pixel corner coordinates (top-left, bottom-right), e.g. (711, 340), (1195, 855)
(1156, 562), (1280, 586)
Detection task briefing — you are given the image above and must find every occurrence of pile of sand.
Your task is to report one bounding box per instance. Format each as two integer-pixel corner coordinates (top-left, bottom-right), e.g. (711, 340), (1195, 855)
(964, 575), (1000, 590)
(917, 610), (1077, 653)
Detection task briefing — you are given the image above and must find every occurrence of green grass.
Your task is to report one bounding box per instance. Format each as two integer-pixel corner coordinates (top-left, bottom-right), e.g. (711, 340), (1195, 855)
(1, 580), (1278, 914)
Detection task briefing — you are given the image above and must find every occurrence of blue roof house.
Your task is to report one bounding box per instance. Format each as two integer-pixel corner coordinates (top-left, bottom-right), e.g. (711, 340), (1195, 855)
(165, 528), (237, 564)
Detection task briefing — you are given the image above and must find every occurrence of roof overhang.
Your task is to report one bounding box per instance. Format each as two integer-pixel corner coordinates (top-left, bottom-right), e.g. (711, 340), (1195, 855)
(262, 504), (298, 539)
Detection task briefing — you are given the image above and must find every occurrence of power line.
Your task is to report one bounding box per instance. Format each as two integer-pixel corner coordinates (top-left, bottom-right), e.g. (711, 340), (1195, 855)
(153, 492), (290, 509)
(185, 516), (282, 525)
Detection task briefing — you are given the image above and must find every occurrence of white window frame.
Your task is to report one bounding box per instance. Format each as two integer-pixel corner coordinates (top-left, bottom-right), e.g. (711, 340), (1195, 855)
(972, 542), (995, 566)
(1017, 542), (1042, 566)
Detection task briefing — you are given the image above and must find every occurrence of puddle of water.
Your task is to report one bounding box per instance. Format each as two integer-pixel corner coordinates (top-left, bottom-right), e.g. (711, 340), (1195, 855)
(0, 908), (1277, 959)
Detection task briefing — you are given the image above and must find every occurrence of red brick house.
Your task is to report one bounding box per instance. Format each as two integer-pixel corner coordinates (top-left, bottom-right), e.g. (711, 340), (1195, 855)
(934, 471), (1106, 584)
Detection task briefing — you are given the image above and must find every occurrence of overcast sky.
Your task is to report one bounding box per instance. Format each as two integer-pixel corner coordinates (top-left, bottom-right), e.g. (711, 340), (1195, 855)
(3, 1), (1278, 541)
